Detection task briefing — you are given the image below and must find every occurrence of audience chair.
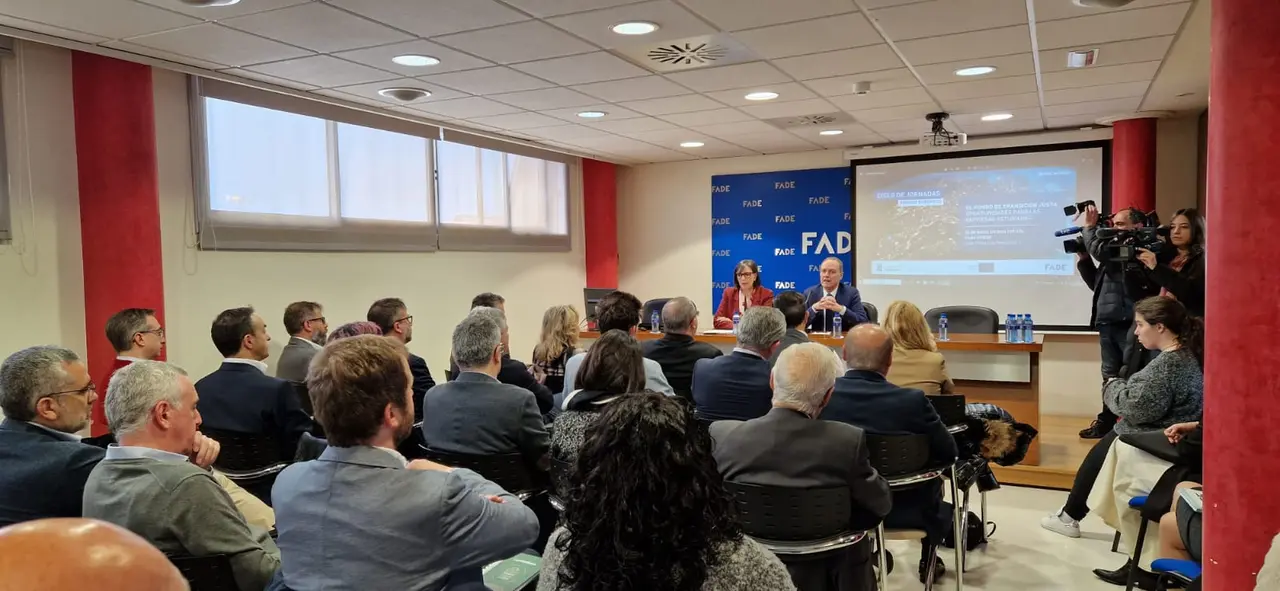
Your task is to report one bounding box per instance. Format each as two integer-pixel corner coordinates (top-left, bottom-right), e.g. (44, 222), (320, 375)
(865, 433), (958, 591)
(638, 298), (672, 331)
(290, 381), (312, 417)
(548, 455), (573, 512)
(725, 482), (866, 557)
(863, 302), (879, 324)
(1126, 496), (1154, 591)
(927, 395), (968, 434)
(167, 553), (237, 591)
(200, 426), (288, 506)
(294, 432), (327, 462)
(420, 447), (546, 501)
(1151, 558), (1201, 591)
(924, 306), (1000, 335)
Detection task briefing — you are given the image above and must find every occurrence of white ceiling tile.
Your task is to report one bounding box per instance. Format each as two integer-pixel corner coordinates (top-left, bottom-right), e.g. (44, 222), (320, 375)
(664, 62), (791, 93)
(548, 1), (715, 48)
(802, 69), (919, 97)
(418, 67), (554, 95)
(1035, 4), (1191, 50)
(739, 98), (839, 119)
(245, 55), (397, 87)
(221, 67), (320, 90)
(627, 128), (714, 146)
(858, 0), (935, 8)
(865, 117), (935, 134)
(333, 40), (494, 77)
(1042, 97), (1143, 118)
(1041, 61), (1161, 91)
(498, 0), (643, 18)
(136, 0), (310, 19)
(328, 78), (469, 105)
(844, 103), (938, 123)
(895, 25), (1031, 66)
(407, 97), (523, 119)
(0, 0), (200, 40)
(622, 146), (697, 163)
(434, 21), (596, 64)
(1043, 80), (1150, 105)
(965, 121), (1046, 137)
(940, 92), (1042, 114)
(310, 88), (396, 108)
(1046, 114), (1110, 128)
(510, 52), (649, 86)
(326, 0), (529, 38)
(930, 75), (1038, 101)
(731, 13), (879, 58)
(829, 87), (935, 111)
(102, 40), (228, 70)
(772, 44), (904, 81)
(521, 124), (617, 141)
(1033, 0), (1186, 22)
(678, 0), (858, 31)
(679, 141), (758, 159)
(870, 0), (1027, 41)
(590, 117), (680, 133)
(800, 124), (886, 145)
(689, 119), (780, 138)
(572, 76), (690, 102)
(950, 107), (1043, 127)
(566, 135), (667, 152)
(704, 82), (818, 107)
(488, 87), (600, 110)
(912, 53), (1036, 85)
(619, 94), (726, 116)
(222, 3), (410, 53)
(541, 104), (646, 123)
(468, 112), (567, 130)
(719, 131), (820, 154)
(122, 24), (312, 68)
(1039, 36), (1173, 73)
(659, 108), (754, 126)
(0, 14), (110, 44)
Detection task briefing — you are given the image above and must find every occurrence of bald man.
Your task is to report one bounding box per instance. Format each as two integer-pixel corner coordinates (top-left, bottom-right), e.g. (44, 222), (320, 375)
(0, 518), (188, 591)
(819, 323), (957, 582)
(642, 297), (723, 399)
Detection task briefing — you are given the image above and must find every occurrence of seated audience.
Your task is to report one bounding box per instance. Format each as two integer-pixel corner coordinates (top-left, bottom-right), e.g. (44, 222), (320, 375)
(553, 330), (647, 465)
(0, 518), (188, 591)
(0, 346), (104, 527)
(539, 392), (796, 591)
(531, 305), (582, 397)
(1158, 481), (1203, 562)
(1044, 297), (1204, 540)
(84, 361), (280, 591)
(769, 290), (810, 367)
(712, 343), (892, 591)
(714, 259), (775, 329)
(326, 320), (383, 343)
(820, 323), (958, 581)
(367, 297), (436, 421)
(195, 307), (311, 460)
(275, 301), (327, 382)
(692, 307), (786, 422)
(448, 297), (554, 415)
(562, 290), (673, 398)
(423, 308), (550, 471)
(273, 335), (538, 591)
(95, 307), (166, 436)
(642, 297), (723, 399)
(882, 301), (954, 395)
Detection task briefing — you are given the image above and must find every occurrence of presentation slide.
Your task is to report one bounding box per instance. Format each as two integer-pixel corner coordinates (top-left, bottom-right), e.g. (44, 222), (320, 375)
(853, 146), (1106, 327)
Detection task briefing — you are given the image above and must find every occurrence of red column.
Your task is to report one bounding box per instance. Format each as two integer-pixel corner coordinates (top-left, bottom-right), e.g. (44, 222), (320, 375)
(582, 158), (618, 288)
(1204, 0), (1280, 588)
(71, 52), (166, 436)
(1111, 117), (1158, 214)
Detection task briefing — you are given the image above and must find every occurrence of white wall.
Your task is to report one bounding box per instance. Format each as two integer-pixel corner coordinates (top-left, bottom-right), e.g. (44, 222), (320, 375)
(1156, 115), (1202, 215)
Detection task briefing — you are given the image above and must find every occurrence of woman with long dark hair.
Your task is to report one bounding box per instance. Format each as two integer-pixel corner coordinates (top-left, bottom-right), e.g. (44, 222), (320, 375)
(714, 259), (775, 329)
(550, 330), (646, 464)
(1136, 207), (1206, 316)
(538, 393), (794, 591)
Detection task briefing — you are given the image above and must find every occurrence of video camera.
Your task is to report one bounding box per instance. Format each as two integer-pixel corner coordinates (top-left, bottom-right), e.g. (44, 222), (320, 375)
(1056, 205), (1167, 268)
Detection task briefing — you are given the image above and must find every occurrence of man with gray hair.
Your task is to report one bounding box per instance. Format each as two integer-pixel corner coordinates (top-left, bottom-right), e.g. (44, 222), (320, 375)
(692, 306), (786, 422)
(711, 343), (891, 590)
(821, 323), (958, 582)
(82, 361), (281, 591)
(642, 297), (723, 399)
(447, 305), (554, 416)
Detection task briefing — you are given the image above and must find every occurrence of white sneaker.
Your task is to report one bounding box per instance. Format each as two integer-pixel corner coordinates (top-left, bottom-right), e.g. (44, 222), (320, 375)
(1040, 508), (1081, 538)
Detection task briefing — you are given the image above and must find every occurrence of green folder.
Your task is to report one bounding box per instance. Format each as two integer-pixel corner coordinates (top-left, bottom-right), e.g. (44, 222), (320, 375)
(483, 552), (541, 591)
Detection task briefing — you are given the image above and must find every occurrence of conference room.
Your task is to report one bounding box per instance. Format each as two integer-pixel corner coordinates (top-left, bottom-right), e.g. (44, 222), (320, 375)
(0, 0), (1268, 590)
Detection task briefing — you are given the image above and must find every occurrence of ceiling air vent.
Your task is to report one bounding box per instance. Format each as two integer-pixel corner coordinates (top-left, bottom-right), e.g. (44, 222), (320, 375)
(614, 34), (756, 73)
(763, 112), (858, 130)
(647, 42), (728, 67)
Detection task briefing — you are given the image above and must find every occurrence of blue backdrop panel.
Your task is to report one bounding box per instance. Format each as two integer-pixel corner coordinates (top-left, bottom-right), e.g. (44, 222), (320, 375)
(711, 167), (852, 312)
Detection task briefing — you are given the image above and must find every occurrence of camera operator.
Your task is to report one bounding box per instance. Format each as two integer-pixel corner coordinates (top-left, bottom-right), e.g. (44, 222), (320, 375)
(1134, 208), (1206, 317)
(1077, 205), (1162, 440)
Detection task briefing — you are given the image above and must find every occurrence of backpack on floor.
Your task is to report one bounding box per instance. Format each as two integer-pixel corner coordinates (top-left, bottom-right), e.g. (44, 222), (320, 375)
(939, 506), (989, 551)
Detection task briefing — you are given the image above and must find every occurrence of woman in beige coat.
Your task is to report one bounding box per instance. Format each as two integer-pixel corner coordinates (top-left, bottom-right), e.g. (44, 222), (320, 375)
(883, 301), (955, 395)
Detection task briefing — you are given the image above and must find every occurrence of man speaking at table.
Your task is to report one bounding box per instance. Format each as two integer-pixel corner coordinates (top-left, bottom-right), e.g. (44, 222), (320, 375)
(803, 257), (868, 332)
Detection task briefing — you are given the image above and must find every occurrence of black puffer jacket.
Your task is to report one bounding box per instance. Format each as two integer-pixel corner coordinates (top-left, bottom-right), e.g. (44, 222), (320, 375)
(1141, 247), (1206, 316)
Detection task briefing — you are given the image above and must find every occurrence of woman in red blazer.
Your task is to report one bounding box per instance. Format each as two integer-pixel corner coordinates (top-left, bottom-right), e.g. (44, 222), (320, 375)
(714, 259), (775, 329)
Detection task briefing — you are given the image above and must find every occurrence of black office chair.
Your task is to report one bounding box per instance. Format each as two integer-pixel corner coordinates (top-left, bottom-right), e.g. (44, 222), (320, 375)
(639, 298), (672, 331)
(927, 394), (969, 434)
(167, 553), (237, 591)
(294, 432), (327, 462)
(420, 448), (545, 501)
(924, 306), (1000, 334)
(549, 455), (574, 512)
(863, 302), (879, 324)
(200, 426), (288, 506)
(865, 433), (958, 591)
(726, 482), (866, 557)
(291, 381), (325, 438)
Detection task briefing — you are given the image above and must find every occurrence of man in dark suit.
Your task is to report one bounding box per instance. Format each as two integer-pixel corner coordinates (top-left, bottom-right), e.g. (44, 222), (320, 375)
(195, 307), (312, 461)
(770, 290), (811, 367)
(447, 294), (554, 416)
(803, 257), (868, 332)
(713, 342), (891, 591)
(642, 297), (722, 399)
(0, 346), (104, 527)
(692, 307), (786, 421)
(368, 297), (436, 421)
(820, 323), (958, 581)
(274, 301), (327, 382)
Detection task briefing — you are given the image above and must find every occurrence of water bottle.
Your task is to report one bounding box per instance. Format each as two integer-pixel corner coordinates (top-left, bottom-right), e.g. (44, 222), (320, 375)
(1014, 314), (1026, 343)
(732, 311), (741, 335)
(832, 314), (843, 339)
(1005, 314), (1016, 343)
(650, 311), (660, 334)
(1023, 314), (1034, 343)
(937, 313), (949, 341)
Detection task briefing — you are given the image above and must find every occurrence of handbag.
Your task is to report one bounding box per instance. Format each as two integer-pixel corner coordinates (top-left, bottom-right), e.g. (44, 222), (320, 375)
(1119, 430), (1182, 464)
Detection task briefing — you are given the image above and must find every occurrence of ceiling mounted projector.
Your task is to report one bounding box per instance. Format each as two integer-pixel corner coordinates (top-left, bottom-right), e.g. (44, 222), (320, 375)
(1072, 0), (1136, 7)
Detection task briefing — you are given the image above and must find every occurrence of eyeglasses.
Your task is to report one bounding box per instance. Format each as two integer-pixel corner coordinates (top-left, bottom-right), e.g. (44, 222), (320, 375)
(44, 382), (96, 400)
(736, 271), (756, 277)
(136, 328), (165, 338)
(305, 317), (327, 325)
(395, 315), (414, 326)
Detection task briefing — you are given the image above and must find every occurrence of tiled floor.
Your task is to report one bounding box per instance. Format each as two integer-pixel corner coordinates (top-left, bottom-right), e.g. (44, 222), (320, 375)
(881, 485), (1130, 591)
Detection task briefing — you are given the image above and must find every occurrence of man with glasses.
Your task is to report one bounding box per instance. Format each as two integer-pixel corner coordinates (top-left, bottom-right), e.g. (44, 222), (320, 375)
(276, 301), (328, 382)
(368, 297), (436, 422)
(95, 308), (165, 436)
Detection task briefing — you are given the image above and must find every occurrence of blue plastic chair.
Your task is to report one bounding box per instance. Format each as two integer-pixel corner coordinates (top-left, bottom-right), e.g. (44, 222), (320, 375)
(1151, 558), (1201, 590)
(1124, 496), (1151, 591)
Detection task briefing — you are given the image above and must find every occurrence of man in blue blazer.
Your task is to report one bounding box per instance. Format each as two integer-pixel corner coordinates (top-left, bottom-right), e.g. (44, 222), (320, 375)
(692, 307), (786, 422)
(820, 323), (958, 582)
(803, 257), (868, 332)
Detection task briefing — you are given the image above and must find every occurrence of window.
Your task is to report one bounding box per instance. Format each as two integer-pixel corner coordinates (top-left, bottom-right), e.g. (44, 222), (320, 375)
(0, 57), (9, 244)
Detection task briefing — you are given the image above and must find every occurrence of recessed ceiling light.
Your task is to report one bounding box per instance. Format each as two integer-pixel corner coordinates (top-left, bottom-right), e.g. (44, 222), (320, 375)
(744, 91), (779, 101)
(178, 0), (241, 5)
(819, 130), (844, 136)
(611, 21), (659, 35)
(377, 87), (431, 102)
(954, 66), (996, 77)
(391, 54), (440, 67)
(577, 111), (607, 119)
(981, 113), (1014, 122)
(680, 141), (705, 148)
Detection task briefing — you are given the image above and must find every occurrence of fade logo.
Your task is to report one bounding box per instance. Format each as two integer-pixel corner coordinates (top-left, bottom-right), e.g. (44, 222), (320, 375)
(713, 217), (731, 226)
(1044, 262), (1070, 272)
(742, 200), (763, 208)
(713, 281), (731, 289)
(775, 181), (796, 189)
(809, 196), (831, 205)
(808, 264), (821, 272)
(843, 177), (851, 186)
(774, 248), (796, 256)
(713, 185), (731, 193)
(775, 215), (795, 223)
(801, 231), (852, 255)
(844, 212), (851, 221)
(774, 281), (796, 289)
(743, 233), (763, 241)
(713, 249), (731, 257)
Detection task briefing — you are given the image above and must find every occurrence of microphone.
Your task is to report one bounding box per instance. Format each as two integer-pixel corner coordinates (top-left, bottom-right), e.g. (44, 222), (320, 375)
(1054, 226), (1083, 237)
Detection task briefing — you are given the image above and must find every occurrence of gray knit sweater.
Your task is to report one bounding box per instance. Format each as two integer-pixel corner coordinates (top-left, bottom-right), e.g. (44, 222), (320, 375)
(537, 528), (796, 591)
(1105, 348), (1203, 435)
